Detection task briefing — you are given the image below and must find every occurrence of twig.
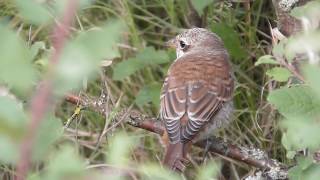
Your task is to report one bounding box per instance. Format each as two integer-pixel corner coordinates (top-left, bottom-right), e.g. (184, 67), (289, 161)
(15, 1), (78, 180)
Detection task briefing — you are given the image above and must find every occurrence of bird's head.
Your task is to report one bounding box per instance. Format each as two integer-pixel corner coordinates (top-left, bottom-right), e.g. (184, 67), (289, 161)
(166, 28), (225, 59)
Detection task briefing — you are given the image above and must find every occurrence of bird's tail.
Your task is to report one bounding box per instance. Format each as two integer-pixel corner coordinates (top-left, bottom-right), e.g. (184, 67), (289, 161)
(163, 142), (187, 172)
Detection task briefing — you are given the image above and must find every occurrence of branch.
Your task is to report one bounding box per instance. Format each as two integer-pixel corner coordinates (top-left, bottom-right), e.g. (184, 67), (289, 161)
(16, 1), (78, 180)
(65, 94), (288, 179)
(127, 114), (288, 180)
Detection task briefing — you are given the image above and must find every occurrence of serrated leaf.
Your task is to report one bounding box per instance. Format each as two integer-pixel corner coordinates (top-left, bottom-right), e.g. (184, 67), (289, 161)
(74, 20), (124, 60)
(112, 59), (144, 81)
(281, 116), (320, 150)
(44, 146), (85, 180)
(0, 136), (19, 164)
(303, 65), (320, 99)
(288, 156), (320, 180)
(33, 116), (63, 161)
(268, 86), (320, 118)
(139, 163), (180, 180)
(191, 0), (214, 15)
(0, 96), (27, 138)
(0, 96), (27, 164)
(135, 82), (161, 108)
(139, 47), (169, 65)
(301, 164), (320, 180)
(290, 1), (320, 20)
(211, 23), (246, 59)
(14, 0), (52, 25)
(54, 20), (124, 95)
(106, 133), (137, 166)
(113, 47), (169, 80)
(266, 67), (291, 82)
(54, 43), (95, 95)
(255, 55), (279, 66)
(196, 161), (220, 180)
(0, 25), (36, 91)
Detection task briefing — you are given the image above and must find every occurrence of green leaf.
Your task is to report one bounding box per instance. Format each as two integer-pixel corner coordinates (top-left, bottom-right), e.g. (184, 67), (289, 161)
(54, 20), (124, 95)
(281, 117), (320, 150)
(106, 133), (137, 166)
(255, 55), (279, 66)
(211, 23), (246, 59)
(0, 136), (19, 164)
(0, 96), (26, 164)
(14, 0), (52, 25)
(301, 163), (320, 180)
(30, 41), (46, 60)
(272, 39), (285, 58)
(290, 1), (320, 20)
(267, 86), (320, 119)
(303, 65), (320, 99)
(74, 20), (124, 60)
(135, 82), (161, 108)
(52, 0), (92, 16)
(281, 132), (296, 159)
(112, 58), (144, 81)
(0, 25), (36, 91)
(54, 43), (96, 95)
(266, 67), (291, 82)
(191, 0), (214, 15)
(196, 161), (221, 180)
(33, 116), (63, 161)
(284, 37), (296, 62)
(288, 156), (320, 180)
(0, 96), (27, 138)
(139, 163), (180, 180)
(286, 32), (320, 59)
(113, 47), (169, 80)
(139, 47), (169, 65)
(44, 145), (85, 180)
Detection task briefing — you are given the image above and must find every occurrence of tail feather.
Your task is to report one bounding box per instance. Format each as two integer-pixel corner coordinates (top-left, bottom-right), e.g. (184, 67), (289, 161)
(163, 142), (186, 172)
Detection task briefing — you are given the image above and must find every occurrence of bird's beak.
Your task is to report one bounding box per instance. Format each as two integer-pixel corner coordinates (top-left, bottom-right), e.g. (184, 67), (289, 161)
(165, 38), (176, 49)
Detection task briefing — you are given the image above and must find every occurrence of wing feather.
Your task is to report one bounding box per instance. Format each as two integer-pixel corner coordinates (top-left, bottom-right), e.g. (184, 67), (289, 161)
(160, 52), (234, 143)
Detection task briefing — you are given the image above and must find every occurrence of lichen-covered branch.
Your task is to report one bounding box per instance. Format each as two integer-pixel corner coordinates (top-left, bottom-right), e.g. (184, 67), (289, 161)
(127, 114), (288, 180)
(65, 94), (288, 179)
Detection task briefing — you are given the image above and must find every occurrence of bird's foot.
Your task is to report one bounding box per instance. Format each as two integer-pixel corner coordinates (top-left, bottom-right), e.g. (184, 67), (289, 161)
(172, 158), (190, 172)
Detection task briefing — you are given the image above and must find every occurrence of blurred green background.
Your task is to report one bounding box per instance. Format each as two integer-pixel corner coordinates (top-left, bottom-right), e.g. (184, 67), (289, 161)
(1, 0), (320, 179)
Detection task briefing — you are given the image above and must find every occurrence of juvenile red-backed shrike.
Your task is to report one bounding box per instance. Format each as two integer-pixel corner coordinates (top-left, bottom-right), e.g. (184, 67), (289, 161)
(160, 28), (234, 172)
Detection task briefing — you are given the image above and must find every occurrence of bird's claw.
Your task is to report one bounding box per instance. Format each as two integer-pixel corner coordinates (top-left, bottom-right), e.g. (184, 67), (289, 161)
(172, 158), (190, 172)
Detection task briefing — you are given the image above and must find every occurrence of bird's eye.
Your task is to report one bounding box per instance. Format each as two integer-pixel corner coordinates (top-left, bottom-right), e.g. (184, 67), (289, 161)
(179, 40), (187, 49)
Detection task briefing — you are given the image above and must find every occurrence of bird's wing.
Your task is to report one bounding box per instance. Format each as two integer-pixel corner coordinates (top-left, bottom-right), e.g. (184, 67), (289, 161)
(160, 76), (187, 143)
(160, 53), (234, 143)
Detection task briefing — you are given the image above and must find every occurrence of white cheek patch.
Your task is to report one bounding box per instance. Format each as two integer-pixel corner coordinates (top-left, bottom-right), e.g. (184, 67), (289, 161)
(176, 50), (184, 59)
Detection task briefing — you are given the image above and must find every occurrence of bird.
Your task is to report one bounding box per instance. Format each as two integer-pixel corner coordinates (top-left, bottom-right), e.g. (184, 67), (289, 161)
(160, 28), (234, 172)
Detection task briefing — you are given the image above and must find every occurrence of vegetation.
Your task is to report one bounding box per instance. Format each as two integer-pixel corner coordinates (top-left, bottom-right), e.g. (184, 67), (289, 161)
(0, 0), (319, 179)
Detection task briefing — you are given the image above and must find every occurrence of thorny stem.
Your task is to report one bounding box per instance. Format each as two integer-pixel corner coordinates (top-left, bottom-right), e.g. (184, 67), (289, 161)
(15, 1), (78, 180)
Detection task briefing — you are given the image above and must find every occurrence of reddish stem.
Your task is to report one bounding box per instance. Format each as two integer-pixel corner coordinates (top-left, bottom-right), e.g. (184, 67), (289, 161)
(15, 1), (78, 179)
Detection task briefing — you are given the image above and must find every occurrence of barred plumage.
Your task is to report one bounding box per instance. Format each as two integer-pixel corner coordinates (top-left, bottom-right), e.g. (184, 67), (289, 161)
(161, 28), (235, 172)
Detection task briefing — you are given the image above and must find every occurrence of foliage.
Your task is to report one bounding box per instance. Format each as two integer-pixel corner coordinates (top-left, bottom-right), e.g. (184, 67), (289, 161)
(1, 0), (320, 179)
(260, 1), (320, 178)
